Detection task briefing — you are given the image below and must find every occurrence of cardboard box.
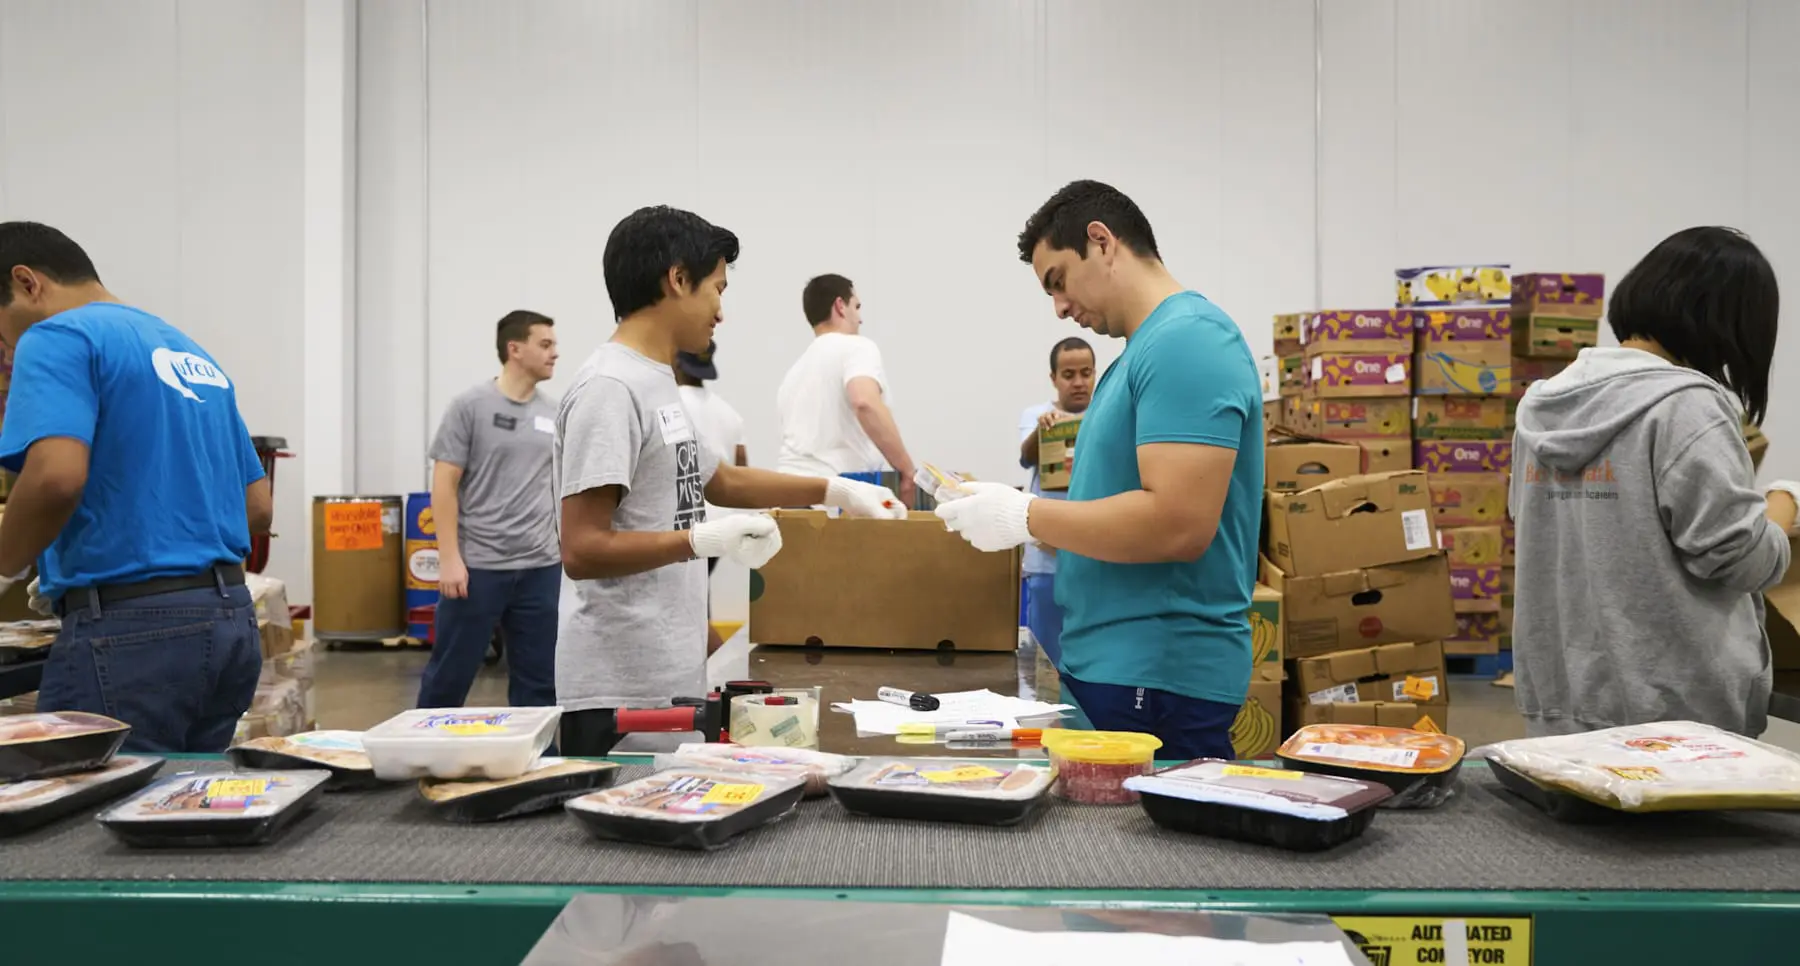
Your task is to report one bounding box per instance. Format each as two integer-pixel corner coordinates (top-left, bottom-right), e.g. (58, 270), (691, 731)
(1233, 677), (1283, 759)
(1395, 264), (1511, 308)
(1354, 438), (1413, 475)
(261, 636), (315, 688)
(1412, 395), (1510, 441)
(1305, 397), (1412, 439)
(1289, 699), (1449, 734)
(1764, 536), (1800, 671)
(1036, 416), (1080, 491)
(1514, 313), (1600, 358)
(1294, 640), (1448, 707)
(1304, 309), (1413, 349)
(1415, 308), (1511, 345)
(1266, 471), (1438, 576)
(1439, 525), (1504, 567)
(1265, 436), (1363, 493)
(1428, 472), (1509, 527)
(1414, 340), (1511, 395)
(1262, 398), (1284, 430)
(1450, 565), (1503, 613)
(1272, 313), (1306, 357)
(1446, 612), (1505, 655)
(1510, 356), (1571, 399)
(1279, 353), (1305, 396)
(1500, 566), (1515, 639)
(1303, 351), (1411, 398)
(1501, 518), (1516, 566)
(750, 510), (1021, 651)
(1250, 582), (1284, 682)
(1283, 395), (1308, 431)
(1513, 272), (1605, 318)
(1746, 420), (1769, 471)
(1415, 440), (1512, 475)
(1261, 554), (1457, 659)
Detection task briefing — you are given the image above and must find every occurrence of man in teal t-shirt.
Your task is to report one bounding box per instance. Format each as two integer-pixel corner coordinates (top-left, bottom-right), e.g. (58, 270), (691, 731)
(936, 180), (1263, 760)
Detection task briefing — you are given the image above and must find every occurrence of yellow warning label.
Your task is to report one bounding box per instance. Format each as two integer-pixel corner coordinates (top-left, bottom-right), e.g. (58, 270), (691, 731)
(1332, 917), (1531, 966)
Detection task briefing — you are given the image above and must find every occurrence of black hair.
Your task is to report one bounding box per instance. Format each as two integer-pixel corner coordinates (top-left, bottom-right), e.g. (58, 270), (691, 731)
(0, 221), (101, 306)
(1049, 336), (1094, 372)
(1608, 226), (1779, 424)
(495, 309), (553, 365)
(1017, 180), (1161, 264)
(602, 206), (739, 321)
(802, 274), (854, 326)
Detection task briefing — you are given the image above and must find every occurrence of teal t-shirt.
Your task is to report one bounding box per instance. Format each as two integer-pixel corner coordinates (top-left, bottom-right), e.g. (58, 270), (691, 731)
(1052, 291), (1264, 705)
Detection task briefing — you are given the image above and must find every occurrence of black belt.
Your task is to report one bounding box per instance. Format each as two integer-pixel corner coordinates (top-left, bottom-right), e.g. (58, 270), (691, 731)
(54, 563), (248, 617)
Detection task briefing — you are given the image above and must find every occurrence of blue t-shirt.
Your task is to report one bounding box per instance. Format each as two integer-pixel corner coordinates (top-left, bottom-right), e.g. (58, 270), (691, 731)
(1053, 292), (1264, 705)
(0, 303), (264, 597)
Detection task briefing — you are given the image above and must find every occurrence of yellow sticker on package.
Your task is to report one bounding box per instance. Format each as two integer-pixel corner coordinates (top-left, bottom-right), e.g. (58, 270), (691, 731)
(1333, 916), (1530, 966)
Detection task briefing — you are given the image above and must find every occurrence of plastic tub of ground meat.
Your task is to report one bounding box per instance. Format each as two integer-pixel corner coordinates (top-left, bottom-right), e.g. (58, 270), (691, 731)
(1039, 730), (1162, 805)
(0, 712), (132, 783)
(1126, 760), (1392, 851)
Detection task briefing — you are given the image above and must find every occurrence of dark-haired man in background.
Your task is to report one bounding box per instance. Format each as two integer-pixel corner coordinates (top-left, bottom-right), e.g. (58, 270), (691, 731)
(1016, 336), (1095, 669)
(937, 181), (1263, 761)
(556, 207), (905, 755)
(776, 274), (917, 507)
(0, 222), (270, 752)
(417, 310), (562, 710)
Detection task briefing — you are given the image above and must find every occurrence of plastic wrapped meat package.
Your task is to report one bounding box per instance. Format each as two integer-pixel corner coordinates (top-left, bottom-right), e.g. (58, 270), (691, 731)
(1276, 724), (1466, 808)
(420, 757), (620, 823)
(361, 707), (561, 780)
(651, 743), (853, 798)
(1125, 760), (1392, 851)
(97, 769), (330, 848)
(565, 768), (806, 850)
(0, 755), (162, 836)
(228, 731), (382, 791)
(827, 758), (1055, 826)
(0, 712), (132, 782)
(1479, 721), (1800, 815)
(0, 619), (59, 664)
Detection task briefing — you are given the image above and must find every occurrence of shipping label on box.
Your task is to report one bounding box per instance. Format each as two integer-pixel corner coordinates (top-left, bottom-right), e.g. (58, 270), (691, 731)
(1447, 611), (1506, 654)
(1305, 352), (1411, 398)
(1513, 272), (1605, 317)
(1354, 438), (1412, 475)
(1289, 699), (1449, 733)
(1439, 525), (1504, 566)
(1416, 440), (1512, 474)
(1233, 677), (1283, 759)
(1261, 554), (1457, 659)
(1279, 353), (1305, 396)
(1416, 307), (1511, 344)
(1309, 397), (1412, 439)
(1511, 355), (1571, 399)
(1428, 472), (1509, 527)
(1265, 438), (1363, 493)
(1412, 395), (1511, 440)
(1037, 416), (1080, 491)
(1305, 309), (1413, 347)
(1266, 470), (1438, 576)
(1414, 341), (1511, 395)
(1295, 640), (1448, 706)
(1514, 313), (1600, 358)
(1250, 583), (1283, 682)
(1272, 313), (1306, 357)
(1449, 565), (1504, 612)
(1396, 264), (1511, 308)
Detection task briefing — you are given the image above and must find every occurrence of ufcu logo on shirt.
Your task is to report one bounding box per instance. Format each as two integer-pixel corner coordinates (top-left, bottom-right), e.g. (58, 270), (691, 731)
(151, 347), (230, 401)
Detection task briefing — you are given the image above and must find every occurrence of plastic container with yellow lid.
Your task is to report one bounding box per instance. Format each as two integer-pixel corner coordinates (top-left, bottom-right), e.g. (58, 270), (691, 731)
(1040, 730), (1162, 805)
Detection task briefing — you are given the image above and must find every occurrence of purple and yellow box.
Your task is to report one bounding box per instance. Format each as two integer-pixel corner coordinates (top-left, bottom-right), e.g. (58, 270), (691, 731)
(1429, 473), (1508, 527)
(1416, 440), (1511, 474)
(1450, 565), (1504, 614)
(1439, 525), (1504, 567)
(1396, 264), (1511, 309)
(1304, 352), (1411, 398)
(1307, 397), (1412, 439)
(1513, 272), (1605, 319)
(1447, 612), (1505, 655)
(1304, 309), (1413, 349)
(1416, 308), (1511, 345)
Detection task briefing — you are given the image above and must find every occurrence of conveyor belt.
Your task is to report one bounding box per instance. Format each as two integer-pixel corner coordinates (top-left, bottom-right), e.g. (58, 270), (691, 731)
(6, 761), (1799, 891)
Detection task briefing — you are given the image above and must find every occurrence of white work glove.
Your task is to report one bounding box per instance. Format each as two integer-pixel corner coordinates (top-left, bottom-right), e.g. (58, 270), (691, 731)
(25, 578), (52, 617)
(934, 481), (1036, 552)
(824, 477), (908, 520)
(689, 514), (784, 569)
(1767, 480), (1800, 504)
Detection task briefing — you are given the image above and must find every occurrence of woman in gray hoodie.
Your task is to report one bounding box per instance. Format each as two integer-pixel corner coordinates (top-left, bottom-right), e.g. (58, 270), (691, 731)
(1511, 226), (1799, 738)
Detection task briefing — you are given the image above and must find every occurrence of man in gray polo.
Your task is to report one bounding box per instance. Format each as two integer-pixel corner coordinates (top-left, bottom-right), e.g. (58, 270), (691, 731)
(417, 310), (561, 709)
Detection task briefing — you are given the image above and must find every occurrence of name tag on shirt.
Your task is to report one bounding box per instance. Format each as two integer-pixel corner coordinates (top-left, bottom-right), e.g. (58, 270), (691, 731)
(656, 404), (694, 445)
(534, 415), (555, 435)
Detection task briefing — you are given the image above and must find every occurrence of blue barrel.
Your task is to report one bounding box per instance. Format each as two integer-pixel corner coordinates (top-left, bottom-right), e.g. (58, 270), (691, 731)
(404, 491), (439, 641)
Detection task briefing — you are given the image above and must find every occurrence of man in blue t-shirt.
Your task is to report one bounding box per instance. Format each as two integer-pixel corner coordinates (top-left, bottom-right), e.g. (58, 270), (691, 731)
(1015, 336), (1095, 668)
(937, 181), (1264, 760)
(0, 222), (271, 753)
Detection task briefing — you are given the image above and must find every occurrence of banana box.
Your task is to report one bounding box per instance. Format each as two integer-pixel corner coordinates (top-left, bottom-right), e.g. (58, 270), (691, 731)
(1232, 677), (1283, 759)
(1249, 582), (1284, 682)
(1354, 438), (1412, 475)
(1500, 567), (1515, 645)
(1279, 352), (1306, 396)
(1438, 525), (1504, 567)
(1510, 355), (1571, 399)
(1514, 312), (1599, 358)
(1265, 436), (1363, 493)
(1449, 565), (1504, 613)
(1428, 472), (1509, 527)
(1513, 272), (1605, 318)
(1303, 397), (1412, 439)
(1293, 641), (1448, 709)
(1260, 554), (1457, 659)
(1303, 351), (1411, 398)
(1414, 340), (1510, 395)
(1287, 698), (1449, 735)
(1262, 398), (1284, 431)
(1395, 264), (1511, 308)
(1501, 517), (1516, 565)
(1412, 395), (1510, 441)
(1265, 470), (1439, 576)
(1416, 440), (1511, 474)
(1415, 307), (1511, 344)
(1272, 312), (1307, 357)
(1446, 612), (1505, 655)
(1303, 309), (1413, 349)
(1037, 415), (1080, 491)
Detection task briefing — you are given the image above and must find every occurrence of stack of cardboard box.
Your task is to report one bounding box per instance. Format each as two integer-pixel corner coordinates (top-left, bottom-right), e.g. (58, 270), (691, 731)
(1292, 310), (1415, 475)
(236, 573), (316, 741)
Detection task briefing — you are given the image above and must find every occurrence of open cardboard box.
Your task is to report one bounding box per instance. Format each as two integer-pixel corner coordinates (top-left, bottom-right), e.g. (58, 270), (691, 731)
(1265, 470), (1439, 576)
(1260, 554), (1456, 659)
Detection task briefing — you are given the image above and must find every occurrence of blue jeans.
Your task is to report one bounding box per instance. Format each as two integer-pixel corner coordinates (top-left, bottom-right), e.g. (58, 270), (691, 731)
(1024, 572), (1063, 668)
(418, 563), (559, 709)
(1059, 675), (1240, 762)
(38, 582), (262, 754)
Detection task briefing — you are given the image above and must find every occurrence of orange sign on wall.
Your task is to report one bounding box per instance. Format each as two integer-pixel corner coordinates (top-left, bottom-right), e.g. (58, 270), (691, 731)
(323, 503), (384, 551)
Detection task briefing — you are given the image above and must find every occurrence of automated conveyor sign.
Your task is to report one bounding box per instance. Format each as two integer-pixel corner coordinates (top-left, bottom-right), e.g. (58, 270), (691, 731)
(1332, 917), (1531, 966)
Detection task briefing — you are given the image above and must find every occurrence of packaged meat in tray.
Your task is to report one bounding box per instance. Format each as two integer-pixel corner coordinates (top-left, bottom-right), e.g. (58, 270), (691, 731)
(361, 706), (561, 781)
(827, 758), (1054, 826)
(0, 620), (58, 665)
(420, 757), (620, 823)
(652, 743), (854, 798)
(97, 769), (329, 848)
(0, 712), (131, 782)
(1276, 723), (1466, 808)
(565, 768), (806, 850)
(1478, 721), (1800, 815)
(228, 731), (382, 791)
(1126, 759), (1392, 851)
(0, 755), (162, 837)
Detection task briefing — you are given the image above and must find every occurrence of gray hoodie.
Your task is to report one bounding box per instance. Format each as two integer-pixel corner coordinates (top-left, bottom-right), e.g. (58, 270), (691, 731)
(1510, 347), (1790, 738)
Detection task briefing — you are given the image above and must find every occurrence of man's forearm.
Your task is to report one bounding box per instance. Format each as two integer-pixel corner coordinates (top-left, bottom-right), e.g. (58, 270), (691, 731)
(708, 466), (829, 509)
(854, 400), (915, 476)
(562, 528), (694, 580)
(1026, 492), (1217, 565)
(432, 484), (464, 563)
(0, 477), (79, 576)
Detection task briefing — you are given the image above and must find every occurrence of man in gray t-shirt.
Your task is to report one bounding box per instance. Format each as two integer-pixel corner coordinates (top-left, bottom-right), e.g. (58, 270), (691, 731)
(418, 310), (562, 710)
(556, 206), (908, 756)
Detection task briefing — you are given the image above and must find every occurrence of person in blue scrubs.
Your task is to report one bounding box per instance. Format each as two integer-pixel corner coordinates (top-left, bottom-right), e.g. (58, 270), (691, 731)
(937, 181), (1264, 760)
(1015, 336), (1095, 668)
(0, 222), (271, 753)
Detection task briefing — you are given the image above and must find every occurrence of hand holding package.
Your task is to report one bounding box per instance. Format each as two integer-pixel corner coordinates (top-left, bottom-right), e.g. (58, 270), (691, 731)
(689, 515), (784, 569)
(824, 477), (907, 520)
(935, 481), (1035, 552)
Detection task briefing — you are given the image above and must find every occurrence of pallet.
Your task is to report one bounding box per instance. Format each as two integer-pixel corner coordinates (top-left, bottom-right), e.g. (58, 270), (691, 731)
(1447, 650), (1513, 678)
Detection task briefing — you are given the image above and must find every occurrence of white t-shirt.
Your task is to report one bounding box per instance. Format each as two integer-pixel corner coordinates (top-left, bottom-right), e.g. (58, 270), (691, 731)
(776, 332), (889, 477)
(677, 384), (745, 467)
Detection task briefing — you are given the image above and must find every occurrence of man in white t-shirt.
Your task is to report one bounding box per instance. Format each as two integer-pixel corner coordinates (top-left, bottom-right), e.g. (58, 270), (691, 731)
(776, 274), (917, 507)
(1016, 336), (1095, 668)
(675, 340), (745, 469)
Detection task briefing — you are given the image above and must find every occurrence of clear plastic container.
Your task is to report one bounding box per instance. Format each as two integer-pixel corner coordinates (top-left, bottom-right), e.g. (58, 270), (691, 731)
(828, 758), (1055, 826)
(651, 743), (853, 798)
(97, 769), (330, 848)
(1040, 730), (1162, 805)
(362, 707), (562, 781)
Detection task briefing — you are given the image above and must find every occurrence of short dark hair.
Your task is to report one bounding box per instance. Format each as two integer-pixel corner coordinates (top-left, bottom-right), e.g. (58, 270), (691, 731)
(802, 274), (854, 326)
(496, 310), (553, 364)
(1049, 336), (1094, 372)
(0, 222), (101, 307)
(602, 206), (739, 321)
(1608, 226), (1779, 424)
(1017, 180), (1161, 264)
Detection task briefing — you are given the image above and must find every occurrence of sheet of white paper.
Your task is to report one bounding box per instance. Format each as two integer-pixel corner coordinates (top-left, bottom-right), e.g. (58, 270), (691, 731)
(831, 689), (1073, 735)
(939, 913), (1357, 966)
